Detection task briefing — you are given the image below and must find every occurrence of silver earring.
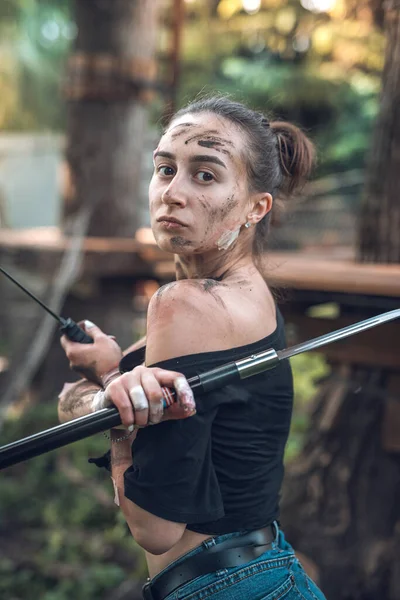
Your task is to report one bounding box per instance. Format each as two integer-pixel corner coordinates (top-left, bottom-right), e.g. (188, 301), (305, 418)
(244, 222), (251, 228)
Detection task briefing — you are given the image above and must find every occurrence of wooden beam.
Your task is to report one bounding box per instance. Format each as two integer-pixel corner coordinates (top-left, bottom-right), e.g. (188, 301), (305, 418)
(264, 252), (400, 298)
(1, 230), (400, 298)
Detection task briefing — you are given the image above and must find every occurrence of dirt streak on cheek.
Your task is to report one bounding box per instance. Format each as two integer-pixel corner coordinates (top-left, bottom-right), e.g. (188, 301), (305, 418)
(209, 193), (239, 223)
(197, 194), (211, 211)
(204, 193), (241, 245)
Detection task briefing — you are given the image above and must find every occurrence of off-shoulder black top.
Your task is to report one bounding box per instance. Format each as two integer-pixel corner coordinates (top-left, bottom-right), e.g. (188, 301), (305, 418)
(108, 308), (293, 535)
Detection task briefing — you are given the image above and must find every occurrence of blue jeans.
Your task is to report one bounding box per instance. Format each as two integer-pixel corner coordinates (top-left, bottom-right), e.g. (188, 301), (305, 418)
(154, 527), (327, 600)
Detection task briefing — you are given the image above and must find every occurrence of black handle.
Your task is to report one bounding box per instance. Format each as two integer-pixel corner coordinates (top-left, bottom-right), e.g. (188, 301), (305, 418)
(60, 318), (93, 344)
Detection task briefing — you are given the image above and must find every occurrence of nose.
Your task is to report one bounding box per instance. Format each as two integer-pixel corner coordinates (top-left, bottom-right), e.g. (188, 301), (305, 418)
(161, 176), (187, 208)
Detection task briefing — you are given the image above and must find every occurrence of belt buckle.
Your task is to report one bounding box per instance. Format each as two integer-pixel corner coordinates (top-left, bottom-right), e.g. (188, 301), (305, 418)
(142, 581), (154, 600)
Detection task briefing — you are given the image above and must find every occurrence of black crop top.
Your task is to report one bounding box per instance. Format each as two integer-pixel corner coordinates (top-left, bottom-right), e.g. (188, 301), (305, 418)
(111, 308), (294, 536)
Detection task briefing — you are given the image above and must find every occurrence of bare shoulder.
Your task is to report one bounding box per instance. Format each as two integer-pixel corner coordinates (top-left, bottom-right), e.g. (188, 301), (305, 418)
(146, 279), (232, 364)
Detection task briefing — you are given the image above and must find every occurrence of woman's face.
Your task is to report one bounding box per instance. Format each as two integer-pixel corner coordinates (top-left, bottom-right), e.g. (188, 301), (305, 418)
(149, 112), (252, 255)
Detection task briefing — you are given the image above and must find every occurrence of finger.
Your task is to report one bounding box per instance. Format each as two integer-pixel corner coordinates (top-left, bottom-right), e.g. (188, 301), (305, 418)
(128, 385), (149, 427)
(60, 335), (90, 365)
(60, 334), (68, 351)
(173, 376), (196, 412)
(80, 320), (107, 340)
(162, 404), (196, 422)
(140, 371), (164, 425)
(149, 369), (196, 410)
(60, 334), (82, 352)
(105, 383), (135, 428)
(92, 390), (111, 412)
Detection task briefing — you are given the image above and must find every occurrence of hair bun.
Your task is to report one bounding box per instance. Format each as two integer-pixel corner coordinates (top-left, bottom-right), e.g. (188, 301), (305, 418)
(270, 121), (315, 194)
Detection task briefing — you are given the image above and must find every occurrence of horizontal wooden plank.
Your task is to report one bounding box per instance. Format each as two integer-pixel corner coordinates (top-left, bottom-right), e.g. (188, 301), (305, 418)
(1, 229), (400, 297)
(263, 253), (400, 299)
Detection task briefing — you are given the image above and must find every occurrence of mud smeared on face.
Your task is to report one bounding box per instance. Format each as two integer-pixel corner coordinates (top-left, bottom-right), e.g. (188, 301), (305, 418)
(216, 228), (241, 250)
(183, 130), (235, 158)
(170, 122), (197, 140)
(208, 193), (240, 223)
(197, 140), (231, 157)
(151, 114), (252, 278)
(184, 130), (220, 144)
(209, 192), (243, 250)
(197, 194), (211, 212)
(170, 236), (193, 248)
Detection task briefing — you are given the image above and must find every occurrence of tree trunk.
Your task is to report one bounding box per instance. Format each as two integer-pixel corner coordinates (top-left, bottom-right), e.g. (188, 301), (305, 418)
(63, 0), (159, 237)
(280, 362), (400, 599)
(280, 4), (400, 598)
(357, 0), (400, 263)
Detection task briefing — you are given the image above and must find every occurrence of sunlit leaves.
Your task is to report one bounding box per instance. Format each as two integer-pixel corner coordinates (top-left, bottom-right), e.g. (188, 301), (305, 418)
(0, 0), (73, 130)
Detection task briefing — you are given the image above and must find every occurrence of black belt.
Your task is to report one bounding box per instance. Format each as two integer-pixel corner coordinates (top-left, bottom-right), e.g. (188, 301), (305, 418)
(142, 524), (277, 600)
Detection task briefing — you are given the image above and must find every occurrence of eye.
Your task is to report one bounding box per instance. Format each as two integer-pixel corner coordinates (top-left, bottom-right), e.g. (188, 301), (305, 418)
(157, 165), (175, 177)
(195, 171), (214, 182)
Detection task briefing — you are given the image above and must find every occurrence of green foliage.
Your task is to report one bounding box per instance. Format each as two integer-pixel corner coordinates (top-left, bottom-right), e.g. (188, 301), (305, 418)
(0, 404), (146, 600)
(172, 0), (384, 178)
(0, 0), (72, 130)
(285, 352), (330, 462)
(177, 51), (379, 177)
(0, 0), (384, 184)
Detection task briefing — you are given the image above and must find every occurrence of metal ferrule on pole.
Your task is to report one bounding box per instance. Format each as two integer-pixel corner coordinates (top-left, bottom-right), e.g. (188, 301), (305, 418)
(236, 349), (280, 379)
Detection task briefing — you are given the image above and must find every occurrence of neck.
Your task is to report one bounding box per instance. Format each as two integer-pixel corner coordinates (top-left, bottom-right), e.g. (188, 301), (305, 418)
(174, 239), (254, 281)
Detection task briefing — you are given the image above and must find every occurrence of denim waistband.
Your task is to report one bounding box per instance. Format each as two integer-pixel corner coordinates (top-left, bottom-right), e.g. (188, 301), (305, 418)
(148, 521), (280, 587)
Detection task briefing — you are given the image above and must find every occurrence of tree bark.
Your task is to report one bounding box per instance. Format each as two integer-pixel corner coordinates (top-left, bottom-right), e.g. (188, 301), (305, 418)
(63, 0), (159, 237)
(357, 0), (400, 262)
(280, 363), (400, 599)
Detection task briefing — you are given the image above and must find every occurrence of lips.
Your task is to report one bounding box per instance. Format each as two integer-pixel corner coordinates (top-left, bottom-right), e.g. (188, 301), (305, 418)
(157, 216), (187, 227)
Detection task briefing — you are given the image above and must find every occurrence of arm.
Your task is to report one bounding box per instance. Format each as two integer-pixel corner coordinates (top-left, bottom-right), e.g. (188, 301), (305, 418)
(109, 430), (185, 555)
(58, 379), (100, 422)
(110, 282), (228, 553)
(57, 327), (145, 422)
(123, 335), (146, 356)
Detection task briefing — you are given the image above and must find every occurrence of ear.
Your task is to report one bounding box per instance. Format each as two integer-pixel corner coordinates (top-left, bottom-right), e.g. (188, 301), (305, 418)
(247, 192), (273, 225)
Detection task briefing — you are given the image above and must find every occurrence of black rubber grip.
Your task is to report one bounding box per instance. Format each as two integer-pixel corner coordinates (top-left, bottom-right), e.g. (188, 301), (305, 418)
(60, 318), (94, 344)
(198, 362), (239, 392)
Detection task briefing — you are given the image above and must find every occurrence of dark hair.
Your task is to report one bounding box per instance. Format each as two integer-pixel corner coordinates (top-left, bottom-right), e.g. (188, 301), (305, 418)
(169, 96), (315, 256)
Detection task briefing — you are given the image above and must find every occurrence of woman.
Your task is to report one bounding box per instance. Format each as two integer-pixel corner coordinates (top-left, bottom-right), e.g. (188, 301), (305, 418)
(59, 96), (326, 600)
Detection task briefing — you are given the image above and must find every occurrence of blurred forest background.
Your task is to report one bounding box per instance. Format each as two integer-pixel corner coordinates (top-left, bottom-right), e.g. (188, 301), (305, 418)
(0, 1), (399, 600)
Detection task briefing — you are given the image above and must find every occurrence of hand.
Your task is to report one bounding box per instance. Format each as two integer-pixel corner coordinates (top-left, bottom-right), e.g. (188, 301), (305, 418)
(60, 320), (123, 385)
(92, 366), (196, 428)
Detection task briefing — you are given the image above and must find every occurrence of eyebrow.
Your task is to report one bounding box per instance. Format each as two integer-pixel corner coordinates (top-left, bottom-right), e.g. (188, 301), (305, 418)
(153, 151), (227, 169)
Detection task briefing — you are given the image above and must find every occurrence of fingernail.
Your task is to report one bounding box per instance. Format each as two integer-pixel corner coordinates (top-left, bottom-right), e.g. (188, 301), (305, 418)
(175, 377), (190, 388)
(175, 376), (195, 409)
(85, 320), (96, 329)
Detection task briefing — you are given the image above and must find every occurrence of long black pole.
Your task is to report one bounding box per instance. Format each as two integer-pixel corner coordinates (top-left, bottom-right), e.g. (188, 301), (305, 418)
(1, 309), (399, 470)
